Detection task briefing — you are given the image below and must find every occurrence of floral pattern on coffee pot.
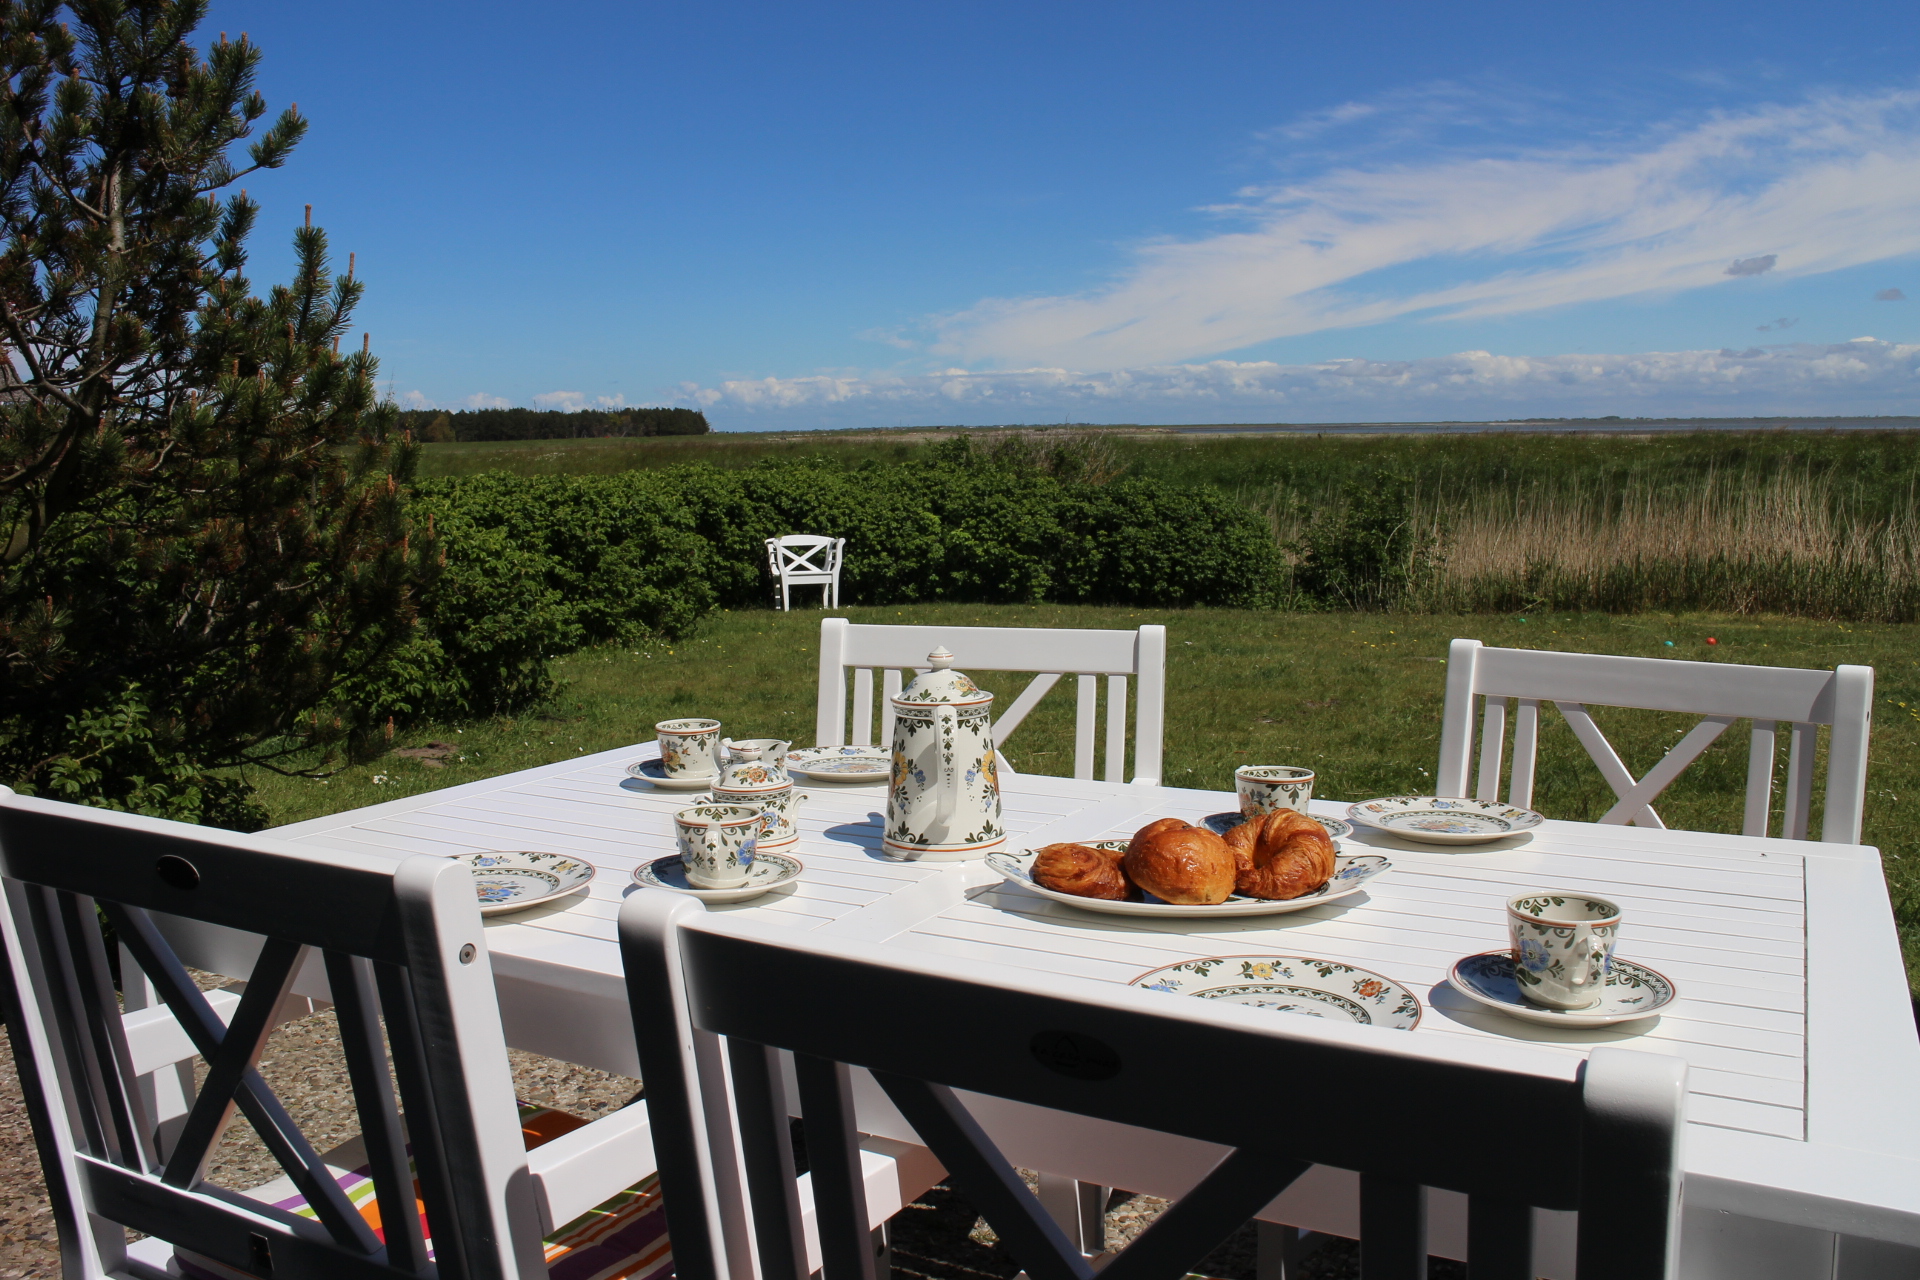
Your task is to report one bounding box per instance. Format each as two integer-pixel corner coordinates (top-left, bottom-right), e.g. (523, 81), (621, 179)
(707, 743), (808, 848)
(883, 646), (1005, 859)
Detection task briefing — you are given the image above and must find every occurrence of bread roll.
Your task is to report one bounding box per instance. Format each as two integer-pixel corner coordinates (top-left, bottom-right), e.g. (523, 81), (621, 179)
(1031, 843), (1138, 901)
(1123, 819), (1236, 905)
(1228, 810), (1337, 899)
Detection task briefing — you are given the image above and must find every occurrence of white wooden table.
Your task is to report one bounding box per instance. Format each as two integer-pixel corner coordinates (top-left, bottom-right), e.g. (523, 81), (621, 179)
(270, 742), (1920, 1280)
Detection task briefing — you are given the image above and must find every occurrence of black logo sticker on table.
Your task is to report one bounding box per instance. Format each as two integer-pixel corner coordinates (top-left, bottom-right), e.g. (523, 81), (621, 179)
(1029, 1030), (1121, 1080)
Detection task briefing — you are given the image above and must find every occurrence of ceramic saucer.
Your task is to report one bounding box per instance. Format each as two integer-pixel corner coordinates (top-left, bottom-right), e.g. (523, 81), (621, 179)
(453, 851), (596, 915)
(1132, 954), (1421, 1030)
(632, 852), (804, 903)
(1448, 950), (1676, 1027)
(1203, 811), (1351, 841)
(1346, 796), (1544, 844)
(784, 746), (891, 783)
(988, 841), (1388, 918)
(625, 759), (718, 791)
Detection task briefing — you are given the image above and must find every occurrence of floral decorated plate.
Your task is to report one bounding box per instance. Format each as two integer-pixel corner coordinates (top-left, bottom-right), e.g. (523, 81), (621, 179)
(1131, 955), (1422, 1030)
(1448, 951), (1676, 1027)
(632, 852), (804, 903)
(986, 840), (1388, 918)
(625, 759), (717, 791)
(1202, 811), (1351, 841)
(785, 746), (892, 783)
(453, 851), (596, 916)
(1345, 796), (1544, 844)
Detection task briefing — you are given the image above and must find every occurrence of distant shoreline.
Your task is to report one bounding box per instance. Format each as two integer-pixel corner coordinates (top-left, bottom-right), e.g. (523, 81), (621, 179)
(680, 415), (1920, 440)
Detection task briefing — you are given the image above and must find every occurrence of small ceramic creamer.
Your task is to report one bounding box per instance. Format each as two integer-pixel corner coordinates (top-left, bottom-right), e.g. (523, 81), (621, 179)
(882, 647), (1005, 860)
(707, 744), (807, 849)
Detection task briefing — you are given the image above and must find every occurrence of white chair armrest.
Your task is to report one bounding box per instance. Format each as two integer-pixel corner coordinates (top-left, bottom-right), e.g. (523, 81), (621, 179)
(797, 1136), (945, 1271)
(527, 1103), (658, 1234)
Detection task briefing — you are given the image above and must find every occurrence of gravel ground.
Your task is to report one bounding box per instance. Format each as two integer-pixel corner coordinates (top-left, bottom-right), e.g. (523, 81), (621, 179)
(0, 1010), (1469, 1280)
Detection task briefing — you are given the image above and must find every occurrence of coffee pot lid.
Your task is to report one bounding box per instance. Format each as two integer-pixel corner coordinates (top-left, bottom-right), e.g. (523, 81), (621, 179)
(715, 744), (787, 791)
(895, 646), (990, 705)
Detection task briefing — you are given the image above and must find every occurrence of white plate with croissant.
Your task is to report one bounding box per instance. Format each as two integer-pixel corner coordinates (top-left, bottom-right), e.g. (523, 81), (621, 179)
(987, 814), (1390, 918)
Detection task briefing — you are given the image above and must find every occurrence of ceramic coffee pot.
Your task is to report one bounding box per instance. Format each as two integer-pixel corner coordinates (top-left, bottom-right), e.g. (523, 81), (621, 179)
(882, 647), (1005, 859)
(708, 745), (807, 849)
(722, 737), (790, 780)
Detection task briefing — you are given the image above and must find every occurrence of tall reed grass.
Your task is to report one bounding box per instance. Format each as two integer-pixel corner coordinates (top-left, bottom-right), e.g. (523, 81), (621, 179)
(1247, 467), (1920, 620)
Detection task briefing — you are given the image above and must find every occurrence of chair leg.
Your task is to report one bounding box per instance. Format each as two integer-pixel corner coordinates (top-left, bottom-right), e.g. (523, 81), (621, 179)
(1257, 1222), (1329, 1280)
(1035, 1174), (1107, 1259)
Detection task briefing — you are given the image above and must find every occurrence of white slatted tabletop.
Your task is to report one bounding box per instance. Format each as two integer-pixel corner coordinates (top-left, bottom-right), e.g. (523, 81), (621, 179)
(270, 740), (1920, 1266)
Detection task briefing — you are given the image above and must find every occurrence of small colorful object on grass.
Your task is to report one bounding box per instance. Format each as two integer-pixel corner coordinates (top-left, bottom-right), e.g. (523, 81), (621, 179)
(1707, 637), (1718, 645)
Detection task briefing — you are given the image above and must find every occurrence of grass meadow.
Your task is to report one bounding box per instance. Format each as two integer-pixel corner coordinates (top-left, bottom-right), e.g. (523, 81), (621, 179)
(246, 603), (1920, 993)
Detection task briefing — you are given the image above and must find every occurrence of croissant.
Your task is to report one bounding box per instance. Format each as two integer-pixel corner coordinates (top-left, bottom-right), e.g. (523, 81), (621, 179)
(1123, 819), (1237, 905)
(1031, 843), (1139, 901)
(1224, 810), (1337, 900)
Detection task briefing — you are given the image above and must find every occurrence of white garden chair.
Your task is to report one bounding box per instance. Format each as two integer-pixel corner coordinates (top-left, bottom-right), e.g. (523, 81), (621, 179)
(766, 535), (845, 610)
(815, 616), (1167, 784)
(620, 891), (1688, 1280)
(1437, 638), (1874, 843)
(0, 794), (664, 1280)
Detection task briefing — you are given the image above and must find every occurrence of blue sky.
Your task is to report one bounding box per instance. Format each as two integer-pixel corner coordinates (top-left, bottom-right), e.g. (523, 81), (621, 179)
(204, 0), (1920, 427)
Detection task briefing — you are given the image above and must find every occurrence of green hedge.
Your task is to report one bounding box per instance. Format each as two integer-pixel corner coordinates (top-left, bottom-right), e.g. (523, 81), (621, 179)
(369, 453), (1281, 723)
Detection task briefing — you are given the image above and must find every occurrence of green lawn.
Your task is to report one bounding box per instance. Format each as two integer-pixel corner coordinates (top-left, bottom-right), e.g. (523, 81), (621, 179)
(247, 604), (1920, 992)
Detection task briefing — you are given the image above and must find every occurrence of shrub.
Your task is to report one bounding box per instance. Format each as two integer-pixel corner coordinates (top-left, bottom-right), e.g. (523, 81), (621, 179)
(1290, 474), (1437, 610)
(361, 455), (1284, 727)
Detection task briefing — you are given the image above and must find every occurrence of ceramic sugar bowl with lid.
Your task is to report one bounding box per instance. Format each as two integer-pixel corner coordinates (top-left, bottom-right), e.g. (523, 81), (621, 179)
(882, 646), (1006, 860)
(707, 745), (807, 849)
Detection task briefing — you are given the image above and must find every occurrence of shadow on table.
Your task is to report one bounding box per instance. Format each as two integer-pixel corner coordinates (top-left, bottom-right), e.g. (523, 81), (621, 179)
(1423, 980), (1668, 1044)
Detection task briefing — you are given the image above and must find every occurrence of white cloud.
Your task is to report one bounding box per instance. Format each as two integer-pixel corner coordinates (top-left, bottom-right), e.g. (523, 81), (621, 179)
(464, 392), (511, 410)
(398, 389), (437, 410)
(532, 390), (627, 411)
(680, 339), (1920, 428)
(924, 91), (1920, 369)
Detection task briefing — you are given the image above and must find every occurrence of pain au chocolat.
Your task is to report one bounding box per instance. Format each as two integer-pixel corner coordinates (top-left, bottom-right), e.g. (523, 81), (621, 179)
(1222, 809), (1337, 899)
(1122, 817), (1237, 905)
(1030, 842), (1139, 901)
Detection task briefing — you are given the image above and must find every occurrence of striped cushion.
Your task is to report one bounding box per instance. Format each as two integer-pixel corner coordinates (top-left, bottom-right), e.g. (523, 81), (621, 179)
(177, 1103), (672, 1280)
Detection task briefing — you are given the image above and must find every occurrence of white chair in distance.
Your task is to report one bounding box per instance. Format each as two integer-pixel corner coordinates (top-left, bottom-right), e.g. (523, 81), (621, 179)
(815, 616), (1167, 785)
(1437, 638), (1874, 842)
(0, 794), (665, 1280)
(766, 535), (846, 610)
(620, 890), (1689, 1280)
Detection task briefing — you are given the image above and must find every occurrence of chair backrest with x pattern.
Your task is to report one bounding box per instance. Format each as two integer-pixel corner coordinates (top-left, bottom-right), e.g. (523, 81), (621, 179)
(619, 893), (1687, 1280)
(0, 794), (545, 1280)
(766, 535), (841, 581)
(815, 617), (1167, 784)
(1436, 639), (1874, 843)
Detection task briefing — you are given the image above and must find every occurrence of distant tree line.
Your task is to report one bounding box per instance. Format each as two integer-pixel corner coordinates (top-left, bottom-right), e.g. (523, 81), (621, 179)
(397, 406), (711, 443)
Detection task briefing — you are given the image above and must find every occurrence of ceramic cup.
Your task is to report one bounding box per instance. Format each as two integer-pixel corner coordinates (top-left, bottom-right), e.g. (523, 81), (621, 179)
(1236, 765), (1315, 819)
(1507, 891), (1621, 1009)
(655, 718), (723, 780)
(706, 780), (809, 848)
(673, 803), (770, 889)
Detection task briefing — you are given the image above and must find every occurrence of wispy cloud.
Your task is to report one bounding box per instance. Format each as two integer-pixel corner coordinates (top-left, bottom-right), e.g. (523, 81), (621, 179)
(681, 339), (1920, 427)
(922, 91), (1920, 370)
(533, 390), (627, 411)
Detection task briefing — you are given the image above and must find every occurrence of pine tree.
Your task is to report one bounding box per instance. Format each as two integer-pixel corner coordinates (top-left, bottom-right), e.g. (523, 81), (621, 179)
(0, 1), (434, 828)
